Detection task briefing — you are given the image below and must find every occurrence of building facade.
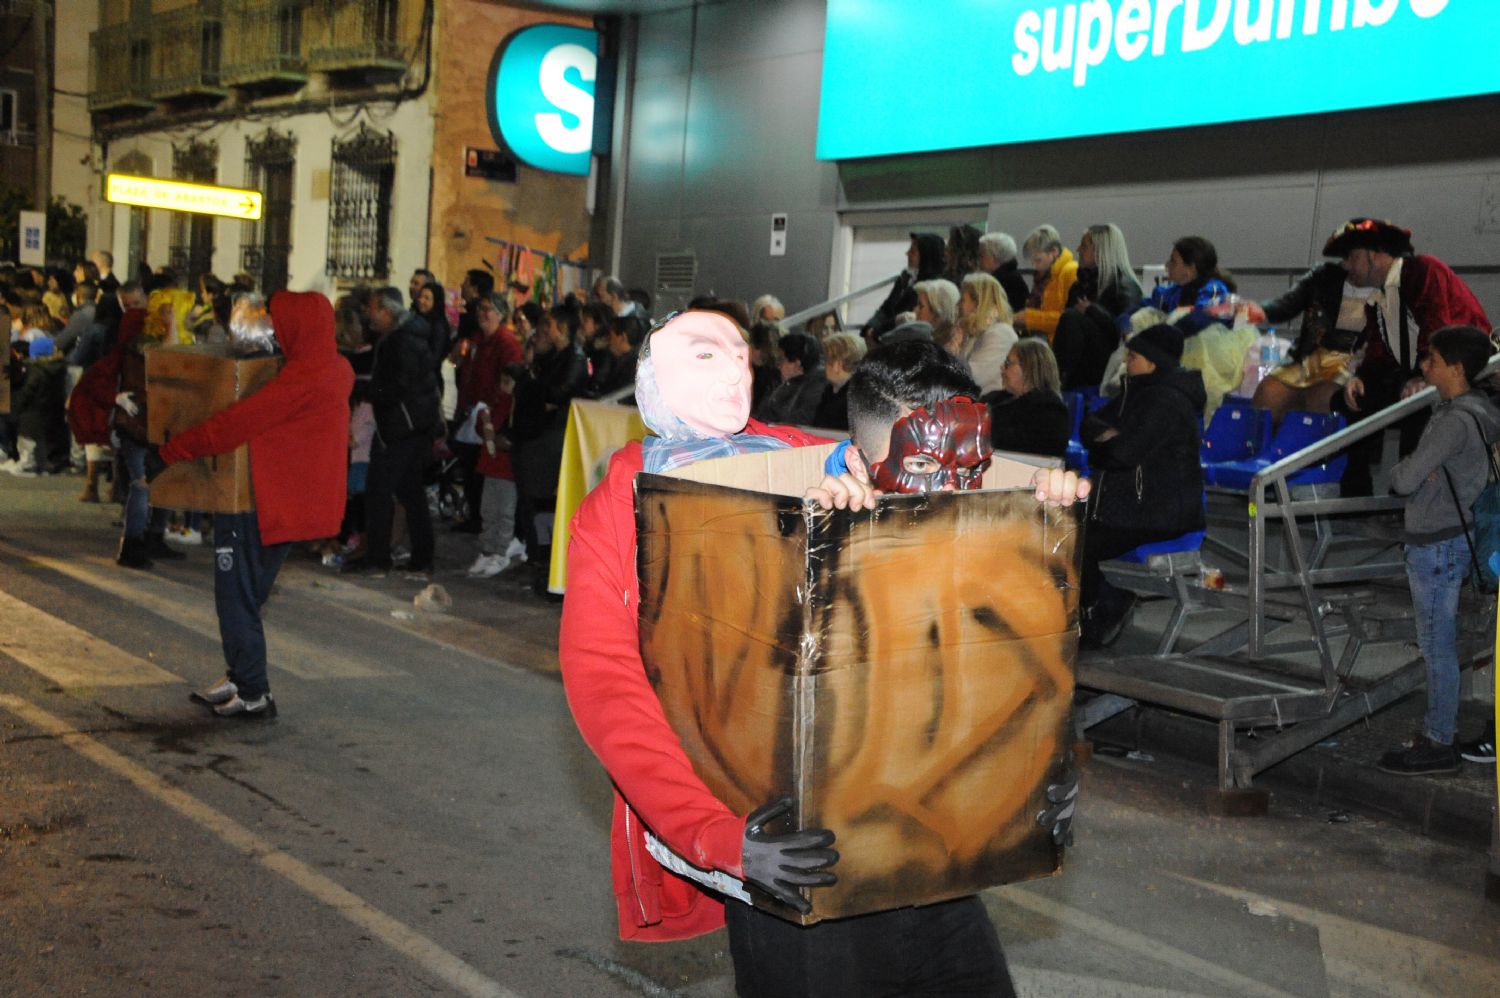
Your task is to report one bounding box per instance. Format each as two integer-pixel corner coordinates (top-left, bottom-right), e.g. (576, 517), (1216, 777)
(83, 0), (592, 296)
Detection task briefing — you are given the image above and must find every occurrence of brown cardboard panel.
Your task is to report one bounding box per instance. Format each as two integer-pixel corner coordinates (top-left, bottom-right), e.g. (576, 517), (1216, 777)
(637, 458), (1080, 925)
(664, 442), (1057, 496)
(0, 342), (10, 414)
(146, 345), (279, 512)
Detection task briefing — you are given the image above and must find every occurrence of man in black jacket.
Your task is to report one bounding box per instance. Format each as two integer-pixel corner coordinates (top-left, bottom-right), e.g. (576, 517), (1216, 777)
(346, 289), (441, 579)
(862, 233), (946, 343)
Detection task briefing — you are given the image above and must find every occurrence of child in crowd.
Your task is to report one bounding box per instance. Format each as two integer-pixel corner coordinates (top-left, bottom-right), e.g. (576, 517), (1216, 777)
(342, 380), (375, 560)
(1379, 325), (1500, 774)
(5, 335), (67, 476)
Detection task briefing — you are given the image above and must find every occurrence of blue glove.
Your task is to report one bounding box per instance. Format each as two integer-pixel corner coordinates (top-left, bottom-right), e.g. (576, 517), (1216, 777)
(823, 439), (853, 477)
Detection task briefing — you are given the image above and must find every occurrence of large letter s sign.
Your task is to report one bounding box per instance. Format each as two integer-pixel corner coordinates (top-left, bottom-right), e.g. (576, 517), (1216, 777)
(488, 25), (602, 176)
(536, 44), (597, 155)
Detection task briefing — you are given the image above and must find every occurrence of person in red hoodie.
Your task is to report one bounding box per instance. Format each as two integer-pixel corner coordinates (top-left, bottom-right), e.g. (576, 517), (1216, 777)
(157, 291), (353, 719)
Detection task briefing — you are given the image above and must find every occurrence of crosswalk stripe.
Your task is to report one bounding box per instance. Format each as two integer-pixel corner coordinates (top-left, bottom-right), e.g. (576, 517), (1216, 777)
(3, 544), (398, 681)
(0, 589), (179, 688)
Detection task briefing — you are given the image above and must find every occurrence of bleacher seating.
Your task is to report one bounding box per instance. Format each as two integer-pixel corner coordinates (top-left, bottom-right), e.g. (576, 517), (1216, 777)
(1200, 404), (1272, 465)
(1205, 411), (1347, 490)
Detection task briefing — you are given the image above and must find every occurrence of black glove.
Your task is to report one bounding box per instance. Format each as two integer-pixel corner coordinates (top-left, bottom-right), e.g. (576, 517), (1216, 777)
(143, 446), (168, 484)
(1037, 764), (1079, 848)
(741, 797), (839, 914)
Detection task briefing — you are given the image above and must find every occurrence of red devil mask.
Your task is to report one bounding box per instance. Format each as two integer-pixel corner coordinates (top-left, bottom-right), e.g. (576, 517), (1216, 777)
(865, 397), (993, 494)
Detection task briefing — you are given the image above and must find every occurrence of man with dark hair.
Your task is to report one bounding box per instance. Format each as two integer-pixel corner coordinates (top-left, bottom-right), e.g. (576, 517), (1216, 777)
(408, 268), (435, 306)
(844, 339), (980, 453)
(344, 288), (441, 579)
(458, 269), (496, 343)
(1379, 324), (1500, 774)
(752, 331), (826, 426)
(590, 314), (644, 397)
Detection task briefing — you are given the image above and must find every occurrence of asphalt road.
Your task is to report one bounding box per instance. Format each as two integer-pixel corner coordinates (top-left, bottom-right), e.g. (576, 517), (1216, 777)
(2, 472), (1498, 997)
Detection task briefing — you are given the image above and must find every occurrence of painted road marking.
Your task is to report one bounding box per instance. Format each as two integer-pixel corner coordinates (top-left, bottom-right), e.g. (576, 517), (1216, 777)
(1177, 875), (1500, 997)
(0, 693), (520, 998)
(0, 589), (179, 688)
(995, 885), (1303, 998)
(8, 547), (396, 681)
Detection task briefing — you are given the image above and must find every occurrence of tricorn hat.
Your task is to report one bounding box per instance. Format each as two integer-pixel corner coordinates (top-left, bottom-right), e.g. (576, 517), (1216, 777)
(1322, 218), (1413, 258)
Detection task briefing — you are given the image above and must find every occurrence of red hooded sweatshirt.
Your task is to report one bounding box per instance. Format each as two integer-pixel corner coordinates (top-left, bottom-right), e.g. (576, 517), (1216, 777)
(158, 292), (354, 545)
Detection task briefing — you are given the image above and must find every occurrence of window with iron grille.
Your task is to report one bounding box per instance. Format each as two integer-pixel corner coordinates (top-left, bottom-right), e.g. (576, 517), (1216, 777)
(170, 140), (218, 286)
(325, 124), (395, 282)
(242, 129), (296, 295)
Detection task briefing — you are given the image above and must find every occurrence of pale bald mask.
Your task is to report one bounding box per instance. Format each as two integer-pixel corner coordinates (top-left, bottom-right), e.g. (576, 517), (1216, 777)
(636, 312), (752, 439)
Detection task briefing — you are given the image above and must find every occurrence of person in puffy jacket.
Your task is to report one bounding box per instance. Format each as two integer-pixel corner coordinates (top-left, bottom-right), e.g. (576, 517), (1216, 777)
(1016, 224), (1079, 341)
(1080, 323), (1206, 647)
(861, 232), (946, 343)
(158, 291), (353, 719)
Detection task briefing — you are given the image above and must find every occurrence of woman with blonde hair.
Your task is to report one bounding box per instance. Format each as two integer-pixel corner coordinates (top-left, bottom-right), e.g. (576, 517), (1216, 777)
(984, 336), (1070, 459)
(955, 273), (1018, 394)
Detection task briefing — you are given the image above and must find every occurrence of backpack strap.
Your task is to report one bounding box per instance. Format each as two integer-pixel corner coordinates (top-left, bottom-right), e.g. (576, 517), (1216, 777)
(1440, 408), (1494, 581)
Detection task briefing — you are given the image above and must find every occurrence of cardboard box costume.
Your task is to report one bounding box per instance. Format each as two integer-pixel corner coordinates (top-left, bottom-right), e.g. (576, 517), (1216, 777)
(147, 344), (279, 512)
(637, 444), (1080, 924)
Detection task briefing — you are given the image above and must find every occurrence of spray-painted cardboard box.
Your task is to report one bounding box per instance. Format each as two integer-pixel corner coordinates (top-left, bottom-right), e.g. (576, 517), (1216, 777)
(636, 444), (1080, 924)
(147, 345), (280, 512)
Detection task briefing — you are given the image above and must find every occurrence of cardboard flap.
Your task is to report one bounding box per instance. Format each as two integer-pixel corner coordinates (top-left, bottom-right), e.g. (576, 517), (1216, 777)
(661, 441), (1060, 497)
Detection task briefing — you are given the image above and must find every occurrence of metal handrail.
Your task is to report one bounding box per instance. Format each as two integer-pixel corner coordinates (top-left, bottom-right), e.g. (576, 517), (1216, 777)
(1250, 352), (1500, 488)
(1244, 351), (1500, 658)
(781, 273), (901, 331)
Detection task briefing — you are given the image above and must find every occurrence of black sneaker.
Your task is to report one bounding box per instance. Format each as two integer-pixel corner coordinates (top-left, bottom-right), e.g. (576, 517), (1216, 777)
(341, 558), (390, 578)
(145, 531), (187, 561)
(1376, 735), (1459, 775)
(212, 693), (277, 720)
(1459, 724), (1496, 764)
(189, 679), (237, 706)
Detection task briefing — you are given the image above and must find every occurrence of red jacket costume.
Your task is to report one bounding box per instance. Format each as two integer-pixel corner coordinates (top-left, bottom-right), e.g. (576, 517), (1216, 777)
(559, 420), (821, 941)
(158, 292), (354, 546)
(1360, 254), (1491, 370)
(69, 309), (146, 446)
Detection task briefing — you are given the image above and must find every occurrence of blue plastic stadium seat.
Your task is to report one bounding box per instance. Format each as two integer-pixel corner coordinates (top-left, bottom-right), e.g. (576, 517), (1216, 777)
(1115, 529), (1205, 564)
(1200, 405), (1272, 464)
(1206, 411), (1347, 490)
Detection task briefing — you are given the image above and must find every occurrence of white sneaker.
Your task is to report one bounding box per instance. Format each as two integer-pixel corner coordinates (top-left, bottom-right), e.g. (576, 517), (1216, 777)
(391, 545), (412, 566)
(167, 527), (203, 546)
(505, 538), (528, 563)
(468, 553), (508, 578)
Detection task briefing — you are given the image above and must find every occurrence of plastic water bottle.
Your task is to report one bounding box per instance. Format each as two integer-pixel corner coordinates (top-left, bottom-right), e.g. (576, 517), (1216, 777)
(1257, 328), (1281, 385)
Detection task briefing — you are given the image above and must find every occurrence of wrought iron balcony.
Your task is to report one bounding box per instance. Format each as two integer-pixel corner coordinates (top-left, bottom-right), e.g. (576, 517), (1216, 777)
(150, 6), (229, 103)
(88, 27), (155, 114)
(308, 0), (406, 75)
(222, 0), (309, 91)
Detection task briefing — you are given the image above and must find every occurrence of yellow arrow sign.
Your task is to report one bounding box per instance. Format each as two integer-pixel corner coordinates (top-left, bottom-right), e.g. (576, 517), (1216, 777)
(105, 173), (264, 220)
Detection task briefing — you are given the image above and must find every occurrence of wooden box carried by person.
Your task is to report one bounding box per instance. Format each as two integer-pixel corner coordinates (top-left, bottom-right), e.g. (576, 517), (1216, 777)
(146, 344), (279, 512)
(636, 445), (1080, 925)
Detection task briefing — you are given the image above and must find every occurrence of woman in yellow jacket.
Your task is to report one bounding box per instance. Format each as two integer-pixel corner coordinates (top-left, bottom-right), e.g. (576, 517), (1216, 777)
(1016, 224), (1078, 342)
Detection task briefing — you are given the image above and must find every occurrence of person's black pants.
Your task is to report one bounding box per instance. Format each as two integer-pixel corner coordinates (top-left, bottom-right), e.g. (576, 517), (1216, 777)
(365, 434), (434, 570)
(213, 512), (290, 700)
(451, 439), (483, 526)
(1081, 524), (1186, 614)
(724, 896), (1016, 998)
